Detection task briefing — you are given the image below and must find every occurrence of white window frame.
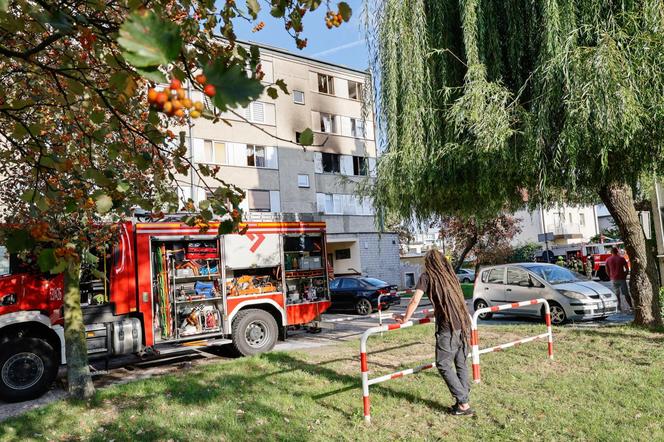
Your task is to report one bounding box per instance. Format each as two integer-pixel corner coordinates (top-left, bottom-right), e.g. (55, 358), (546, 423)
(297, 174), (310, 188)
(293, 90), (305, 104)
(351, 118), (365, 138)
(320, 113), (337, 134)
(247, 144), (267, 168)
(247, 189), (271, 212)
(317, 73), (335, 95)
(348, 81), (363, 100)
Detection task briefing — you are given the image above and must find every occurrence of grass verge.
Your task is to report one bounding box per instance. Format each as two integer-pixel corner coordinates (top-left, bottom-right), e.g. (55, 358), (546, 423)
(1, 325), (662, 441)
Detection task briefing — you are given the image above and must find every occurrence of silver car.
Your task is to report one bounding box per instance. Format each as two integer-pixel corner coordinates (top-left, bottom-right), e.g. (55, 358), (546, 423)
(456, 269), (476, 283)
(472, 263), (618, 325)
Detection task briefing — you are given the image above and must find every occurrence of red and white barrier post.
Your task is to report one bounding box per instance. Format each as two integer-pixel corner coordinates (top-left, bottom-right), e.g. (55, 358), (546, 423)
(360, 317), (434, 424)
(471, 298), (554, 383)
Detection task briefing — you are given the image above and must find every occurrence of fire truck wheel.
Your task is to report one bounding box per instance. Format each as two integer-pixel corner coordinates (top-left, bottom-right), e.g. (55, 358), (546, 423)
(231, 309), (278, 356)
(0, 337), (58, 403)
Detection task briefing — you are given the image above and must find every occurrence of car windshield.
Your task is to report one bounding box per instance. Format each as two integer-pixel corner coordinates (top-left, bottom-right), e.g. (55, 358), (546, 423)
(361, 278), (387, 287)
(523, 265), (583, 284)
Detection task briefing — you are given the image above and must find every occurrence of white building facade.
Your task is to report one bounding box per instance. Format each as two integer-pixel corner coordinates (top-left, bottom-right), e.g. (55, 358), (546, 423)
(173, 44), (400, 285)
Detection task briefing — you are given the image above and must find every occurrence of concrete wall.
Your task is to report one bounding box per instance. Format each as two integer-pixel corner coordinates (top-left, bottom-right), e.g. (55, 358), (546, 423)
(358, 233), (401, 287)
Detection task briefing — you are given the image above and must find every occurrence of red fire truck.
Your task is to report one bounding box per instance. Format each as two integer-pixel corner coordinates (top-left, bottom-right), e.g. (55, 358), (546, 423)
(577, 241), (629, 281)
(0, 220), (333, 402)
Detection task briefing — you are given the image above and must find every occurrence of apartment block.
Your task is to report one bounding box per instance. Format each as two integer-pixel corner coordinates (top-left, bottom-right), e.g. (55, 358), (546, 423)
(172, 43), (400, 286)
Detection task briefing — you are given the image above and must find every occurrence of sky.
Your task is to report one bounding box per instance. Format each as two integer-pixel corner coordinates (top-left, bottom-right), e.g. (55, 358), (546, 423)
(229, 0), (370, 71)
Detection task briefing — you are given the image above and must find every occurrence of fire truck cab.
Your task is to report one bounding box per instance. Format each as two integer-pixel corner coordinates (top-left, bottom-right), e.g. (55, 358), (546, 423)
(0, 221), (332, 402)
(579, 241), (629, 281)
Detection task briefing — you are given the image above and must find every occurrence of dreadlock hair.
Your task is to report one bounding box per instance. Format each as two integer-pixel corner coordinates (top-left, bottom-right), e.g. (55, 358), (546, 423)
(424, 249), (472, 342)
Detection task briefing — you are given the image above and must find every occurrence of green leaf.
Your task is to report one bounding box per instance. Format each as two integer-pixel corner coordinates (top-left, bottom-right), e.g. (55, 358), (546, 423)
(199, 200), (210, 210)
(204, 62), (264, 111)
(90, 111), (105, 124)
(275, 79), (289, 95)
(0, 0), (8, 12)
(247, 0), (260, 19)
(21, 190), (36, 203)
(4, 230), (35, 253)
(116, 181), (130, 192)
(299, 128), (314, 146)
(84, 251), (99, 265)
(50, 260), (67, 275)
(305, 0), (322, 11)
(134, 66), (166, 83)
(270, 5), (285, 18)
(37, 249), (57, 273)
(266, 87), (278, 99)
(95, 194), (113, 214)
(118, 10), (182, 68)
(338, 2), (352, 21)
(218, 219), (235, 235)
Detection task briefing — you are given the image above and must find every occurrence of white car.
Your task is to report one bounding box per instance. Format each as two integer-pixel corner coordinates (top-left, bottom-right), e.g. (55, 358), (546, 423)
(472, 263), (618, 325)
(456, 269), (476, 283)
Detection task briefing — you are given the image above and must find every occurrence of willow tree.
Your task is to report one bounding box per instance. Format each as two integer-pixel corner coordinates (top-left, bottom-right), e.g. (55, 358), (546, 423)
(369, 0), (663, 326)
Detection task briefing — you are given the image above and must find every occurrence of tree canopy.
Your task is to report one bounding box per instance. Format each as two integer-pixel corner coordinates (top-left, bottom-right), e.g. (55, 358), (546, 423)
(369, 0), (663, 326)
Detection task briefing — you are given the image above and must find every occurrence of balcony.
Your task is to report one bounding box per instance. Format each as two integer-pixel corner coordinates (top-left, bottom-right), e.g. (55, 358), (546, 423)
(546, 223), (584, 241)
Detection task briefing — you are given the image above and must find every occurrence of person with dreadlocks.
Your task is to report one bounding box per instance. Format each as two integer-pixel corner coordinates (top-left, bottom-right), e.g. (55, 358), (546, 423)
(394, 249), (474, 416)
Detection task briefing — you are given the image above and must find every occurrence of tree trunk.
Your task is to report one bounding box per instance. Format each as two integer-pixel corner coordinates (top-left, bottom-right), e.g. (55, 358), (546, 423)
(63, 260), (95, 399)
(454, 235), (477, 272)
(599, 182), (662, 327)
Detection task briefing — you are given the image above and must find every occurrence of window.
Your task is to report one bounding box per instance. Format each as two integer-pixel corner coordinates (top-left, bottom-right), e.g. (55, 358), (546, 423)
(329, 279), (341, 289)
(244, 102), (265, 123)
(348, 81), (362, 100)
(487, 268), (504, 284)
(320, 113), (337, 133)
(335, 248), (351, 260)
(201, 140), (226, 164)
(0, 246), (9, 276)
(322, 153), (340, 173)
(579, 213), (586, 226)
(340, 278), (360, 288)
(351, 118), (365, 137)
(298, 174), (310, 188)
(568, 213), (573, 224)
(317, 73), (334, 94)
(506, 268), (529, 286)
(405, 272), (416, 288)
(352, 156), (368, 176)
(248, 190), (271, 212)
(293, 90), (305, 104)
(247, 145), (266, 167)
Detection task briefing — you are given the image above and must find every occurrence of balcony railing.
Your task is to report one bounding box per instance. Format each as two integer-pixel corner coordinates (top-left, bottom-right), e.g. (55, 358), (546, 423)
(546, 223), (582, 236)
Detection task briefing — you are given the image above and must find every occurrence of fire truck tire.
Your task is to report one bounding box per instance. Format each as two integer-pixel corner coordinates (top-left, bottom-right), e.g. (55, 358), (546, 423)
(231, 309), (278, 356)
(0, 337), (58, 403)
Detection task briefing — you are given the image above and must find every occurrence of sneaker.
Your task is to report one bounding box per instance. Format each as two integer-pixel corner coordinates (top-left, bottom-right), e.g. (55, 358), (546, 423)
(450, 404), (474, 416)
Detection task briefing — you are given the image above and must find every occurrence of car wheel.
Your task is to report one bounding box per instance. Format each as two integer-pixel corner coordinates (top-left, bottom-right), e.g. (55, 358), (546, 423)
(474, 300), (493, 320)
(462, 278), (470, 283)
(231, 309), (278, 356)
(547, 302), (567, 325)
(0, 337), (59, 403)
(355, 298), (372, 316)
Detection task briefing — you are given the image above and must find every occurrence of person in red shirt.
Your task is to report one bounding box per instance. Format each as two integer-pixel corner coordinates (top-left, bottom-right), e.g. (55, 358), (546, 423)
(606, 247), (632, 312)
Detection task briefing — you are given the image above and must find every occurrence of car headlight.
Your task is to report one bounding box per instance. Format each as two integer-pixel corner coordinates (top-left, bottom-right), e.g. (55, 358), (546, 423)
(557, 290), (587, 300)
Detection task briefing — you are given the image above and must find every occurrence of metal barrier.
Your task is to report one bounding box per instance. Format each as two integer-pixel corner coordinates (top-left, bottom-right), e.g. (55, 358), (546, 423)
(471, 298), (553, 383)
(360, 317), (434, 424)
(358, 299), (553, 423)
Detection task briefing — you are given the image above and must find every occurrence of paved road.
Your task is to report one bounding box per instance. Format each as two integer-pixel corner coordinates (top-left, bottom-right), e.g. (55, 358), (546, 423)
(0, 293), (633, 422)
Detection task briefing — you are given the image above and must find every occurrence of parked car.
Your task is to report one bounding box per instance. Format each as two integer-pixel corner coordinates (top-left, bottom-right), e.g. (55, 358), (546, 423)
(329, 277), (400, 315)
(472, 263), (618, 325)
(456, 268), (476, 283)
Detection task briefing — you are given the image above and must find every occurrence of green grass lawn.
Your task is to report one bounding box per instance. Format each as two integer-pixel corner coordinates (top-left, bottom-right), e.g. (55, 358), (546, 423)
(2, 325), (663, 441)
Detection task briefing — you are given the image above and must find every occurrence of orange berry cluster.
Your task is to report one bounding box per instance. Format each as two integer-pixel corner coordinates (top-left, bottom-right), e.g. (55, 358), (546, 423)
(252, 21), (265, 32)
(325, 10), (344, 28)
(147, 76), (214, 119)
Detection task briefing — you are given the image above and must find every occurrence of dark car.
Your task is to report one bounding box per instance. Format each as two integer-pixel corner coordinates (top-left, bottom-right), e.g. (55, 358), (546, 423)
(329, 277), (400, 315)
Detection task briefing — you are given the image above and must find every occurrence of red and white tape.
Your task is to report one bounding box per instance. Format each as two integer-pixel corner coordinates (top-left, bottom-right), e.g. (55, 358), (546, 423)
(471, 298), (554, 383)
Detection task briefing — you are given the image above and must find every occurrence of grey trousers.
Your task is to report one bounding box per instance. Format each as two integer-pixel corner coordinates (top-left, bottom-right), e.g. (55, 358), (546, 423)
(612, 279), (632, 310)
(435, 329), (470, 404)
